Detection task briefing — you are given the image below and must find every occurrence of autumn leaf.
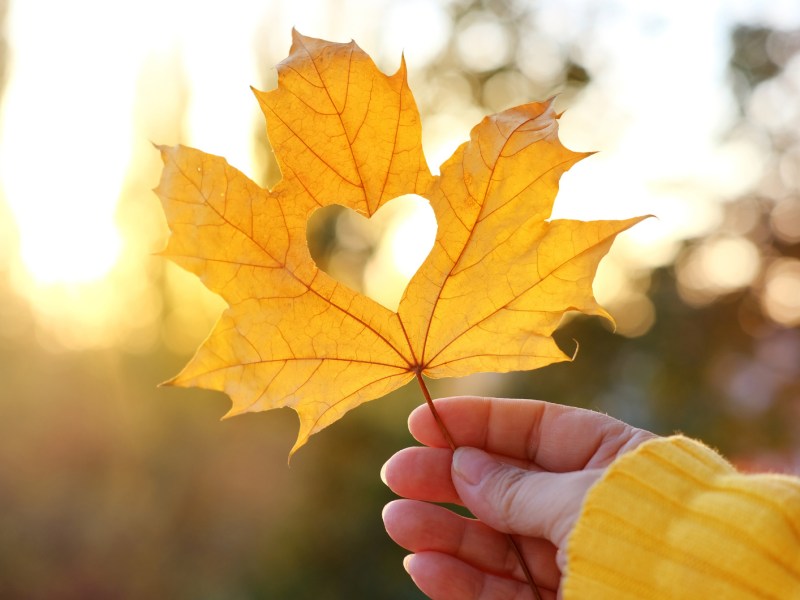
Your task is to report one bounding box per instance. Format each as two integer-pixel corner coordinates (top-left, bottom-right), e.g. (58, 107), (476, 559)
(155, 30), (644, 455)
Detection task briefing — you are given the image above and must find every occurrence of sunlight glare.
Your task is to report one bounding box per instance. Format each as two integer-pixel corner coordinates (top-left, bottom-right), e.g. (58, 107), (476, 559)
(0, 0), (140, 285)
(0, 0), (270, 349)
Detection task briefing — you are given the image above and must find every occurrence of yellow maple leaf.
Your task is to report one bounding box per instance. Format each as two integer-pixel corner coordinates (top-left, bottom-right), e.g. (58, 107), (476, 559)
(155, 31), (644, 455)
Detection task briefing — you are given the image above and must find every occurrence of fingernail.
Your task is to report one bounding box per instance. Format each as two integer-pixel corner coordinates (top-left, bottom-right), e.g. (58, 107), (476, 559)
(379, 460), (389, 485)
(402, 554), (414, 573)
(452, 447), (493, 486)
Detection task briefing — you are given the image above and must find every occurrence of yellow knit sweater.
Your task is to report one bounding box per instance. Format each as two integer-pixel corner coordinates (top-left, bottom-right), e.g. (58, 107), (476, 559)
(563, 436), (800, 599)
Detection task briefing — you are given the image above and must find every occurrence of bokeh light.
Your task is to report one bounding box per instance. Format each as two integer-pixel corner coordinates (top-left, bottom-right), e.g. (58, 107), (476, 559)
(762, 258), (800, 326)
(676, 236), (762, 305)
(456, 12), (512, 72)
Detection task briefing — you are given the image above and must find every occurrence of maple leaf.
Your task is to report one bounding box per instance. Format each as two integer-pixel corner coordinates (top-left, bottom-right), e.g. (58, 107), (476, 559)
(155, 31), (644, 455)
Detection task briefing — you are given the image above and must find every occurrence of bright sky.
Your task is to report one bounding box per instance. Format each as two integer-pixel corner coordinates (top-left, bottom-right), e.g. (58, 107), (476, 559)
(1, 0), (798, 348)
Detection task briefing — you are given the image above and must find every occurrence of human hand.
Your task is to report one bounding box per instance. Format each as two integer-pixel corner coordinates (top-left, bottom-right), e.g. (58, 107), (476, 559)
(381, 396), (656, 600)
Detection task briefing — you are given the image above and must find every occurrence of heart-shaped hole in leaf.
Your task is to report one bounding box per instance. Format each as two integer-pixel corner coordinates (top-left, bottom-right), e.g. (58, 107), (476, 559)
(307, 194), (437, 311)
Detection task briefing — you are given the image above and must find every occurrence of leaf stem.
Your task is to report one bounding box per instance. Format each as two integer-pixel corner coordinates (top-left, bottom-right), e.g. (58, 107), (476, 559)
(508, 535), (543, 600)
(412, 370), (543, 600)
(414, 370), (455, 451)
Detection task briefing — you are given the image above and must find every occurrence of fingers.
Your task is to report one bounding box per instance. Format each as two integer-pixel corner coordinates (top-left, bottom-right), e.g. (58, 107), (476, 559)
(381, 445), (545, 504)
(451, 447), (602, 556)
(409, 396), (652, 470)
(383, 499), (560, 586)
(382, 445), (600, 565)
(381, 447), (460, 504)
(386, 396), (654, 598)
(383, 499), (559, 598)
(404, 552), (558, 600)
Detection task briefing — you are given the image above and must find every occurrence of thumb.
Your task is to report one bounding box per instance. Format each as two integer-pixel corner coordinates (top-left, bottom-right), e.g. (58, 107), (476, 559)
(452, 447), (601, 552)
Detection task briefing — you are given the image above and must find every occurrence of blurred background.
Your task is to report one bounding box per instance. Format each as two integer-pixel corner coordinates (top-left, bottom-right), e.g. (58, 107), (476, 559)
(1, 0), (799, 597)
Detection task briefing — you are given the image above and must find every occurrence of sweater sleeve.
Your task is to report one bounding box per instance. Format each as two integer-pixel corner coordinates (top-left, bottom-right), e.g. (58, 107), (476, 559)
(562, 435), (800, 599)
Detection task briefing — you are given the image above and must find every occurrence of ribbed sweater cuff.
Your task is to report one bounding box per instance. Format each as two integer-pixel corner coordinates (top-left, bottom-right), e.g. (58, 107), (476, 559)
(563, 435), (800, 599)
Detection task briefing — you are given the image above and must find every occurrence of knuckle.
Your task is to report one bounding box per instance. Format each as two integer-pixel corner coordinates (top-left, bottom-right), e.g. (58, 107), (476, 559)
(486, 467), (530, 529)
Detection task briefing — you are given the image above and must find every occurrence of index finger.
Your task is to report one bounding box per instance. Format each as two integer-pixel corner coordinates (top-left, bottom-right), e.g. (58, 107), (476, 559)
(409, 396), (642, 472)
